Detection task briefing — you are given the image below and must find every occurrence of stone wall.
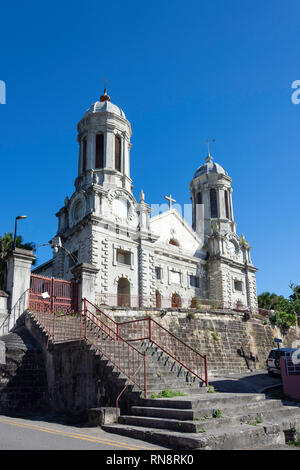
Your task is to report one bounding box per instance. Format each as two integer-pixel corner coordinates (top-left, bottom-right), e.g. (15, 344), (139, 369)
(107, 307), (300, 374)
(23, 314), (137, 420)
(0, 327), (49, 415)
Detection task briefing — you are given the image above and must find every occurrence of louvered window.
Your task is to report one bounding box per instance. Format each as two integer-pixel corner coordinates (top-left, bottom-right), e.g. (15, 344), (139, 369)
(96, 134), (104, 169)
(210, 189), (218, 218)
(82, 137), (87, 172)
(115, 135), (121, 172)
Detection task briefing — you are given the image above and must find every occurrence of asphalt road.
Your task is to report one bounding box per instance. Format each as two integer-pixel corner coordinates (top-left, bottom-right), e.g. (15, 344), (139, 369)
(0, 415), (169, 451)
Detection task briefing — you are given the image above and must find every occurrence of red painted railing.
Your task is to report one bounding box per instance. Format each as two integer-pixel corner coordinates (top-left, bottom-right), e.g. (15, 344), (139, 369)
(30, 309), (82, 344)
(28, 298), (148, 398)
(118, 317), (208, 386)
(29, 294), (208, 398)
(83, 299), (147, 397)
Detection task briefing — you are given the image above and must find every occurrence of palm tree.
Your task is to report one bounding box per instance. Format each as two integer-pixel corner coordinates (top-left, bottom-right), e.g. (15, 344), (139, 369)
(0, 232), (35, 290)
(257, 292), (280, 310)
(289, 283), (300, 302)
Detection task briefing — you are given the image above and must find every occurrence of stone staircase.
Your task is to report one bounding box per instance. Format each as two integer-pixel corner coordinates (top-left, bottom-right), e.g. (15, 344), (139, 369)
(86, 337), (207, 398)
(26, 310), (207, 400)
(102, 392), (300, 450)
(131, 340), (206, 395)
(25, 310), (300, 449)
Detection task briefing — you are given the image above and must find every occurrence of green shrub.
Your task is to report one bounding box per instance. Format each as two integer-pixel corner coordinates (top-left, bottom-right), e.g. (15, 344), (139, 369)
(269, 311), (296, 330)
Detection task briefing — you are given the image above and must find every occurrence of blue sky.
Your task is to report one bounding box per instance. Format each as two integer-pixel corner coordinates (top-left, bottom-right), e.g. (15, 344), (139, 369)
(0, 0), (299, 297)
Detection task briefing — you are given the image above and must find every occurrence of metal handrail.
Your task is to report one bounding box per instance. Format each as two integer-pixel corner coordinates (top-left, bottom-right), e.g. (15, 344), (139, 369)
(83, 300), (147, 397)
(0, 288), (31, 336)
(115, 361), (144, 423)
(118, 316), (208, 386)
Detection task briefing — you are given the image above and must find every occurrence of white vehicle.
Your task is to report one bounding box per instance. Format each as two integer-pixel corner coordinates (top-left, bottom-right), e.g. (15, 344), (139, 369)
(266, 348), (297, 376)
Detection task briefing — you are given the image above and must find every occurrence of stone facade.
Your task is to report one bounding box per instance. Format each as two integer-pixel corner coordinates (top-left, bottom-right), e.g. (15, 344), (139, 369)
(33, 89), (258, 313)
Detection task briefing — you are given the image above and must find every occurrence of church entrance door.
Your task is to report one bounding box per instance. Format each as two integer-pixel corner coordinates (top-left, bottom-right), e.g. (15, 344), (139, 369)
(117, 278), (131, 307)
(171, 293), (181, 308)
(155, 290), (161, 308)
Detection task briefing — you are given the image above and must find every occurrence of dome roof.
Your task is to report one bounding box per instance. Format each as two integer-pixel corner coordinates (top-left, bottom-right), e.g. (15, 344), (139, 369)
(85, 89), (126, 119)
(85, 100), (126, 119)
(193, 154), (228, 179)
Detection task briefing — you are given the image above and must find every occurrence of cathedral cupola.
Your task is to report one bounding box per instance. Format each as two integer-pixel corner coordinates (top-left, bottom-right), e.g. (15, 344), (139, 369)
(190, 150), (236, 239)
(76, 88), (132, 192)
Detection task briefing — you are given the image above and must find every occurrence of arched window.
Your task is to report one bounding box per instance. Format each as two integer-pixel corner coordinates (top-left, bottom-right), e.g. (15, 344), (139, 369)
(196, 192), (202, 205)
(115, 135), (121, 172)
(117, 277), (130, 307)
(82, 137), (87, 172)
(95, 133), (104, 169)
(210, 189), (218, 218)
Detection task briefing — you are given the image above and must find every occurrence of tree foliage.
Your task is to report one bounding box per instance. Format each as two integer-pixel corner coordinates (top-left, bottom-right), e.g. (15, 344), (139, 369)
(258, 283), (300, 330)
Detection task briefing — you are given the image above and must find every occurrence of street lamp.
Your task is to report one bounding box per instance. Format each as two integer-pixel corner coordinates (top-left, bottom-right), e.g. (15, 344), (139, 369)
(13, 215), (27, 250)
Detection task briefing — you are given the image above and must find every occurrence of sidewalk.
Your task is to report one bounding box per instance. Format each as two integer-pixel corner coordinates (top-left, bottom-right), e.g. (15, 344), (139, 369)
(208, 369), (281, 394)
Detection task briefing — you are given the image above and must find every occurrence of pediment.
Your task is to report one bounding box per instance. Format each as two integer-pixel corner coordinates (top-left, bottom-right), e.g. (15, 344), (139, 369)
(150, 209), (204, 256)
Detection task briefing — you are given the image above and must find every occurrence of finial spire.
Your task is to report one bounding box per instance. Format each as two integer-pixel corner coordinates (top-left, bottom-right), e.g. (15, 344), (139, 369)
(205, 139), (215, 162)
(100, 78), (111, 102)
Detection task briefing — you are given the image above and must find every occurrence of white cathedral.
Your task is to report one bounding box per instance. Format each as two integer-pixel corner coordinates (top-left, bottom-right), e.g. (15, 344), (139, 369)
(34, 88), (258, 313)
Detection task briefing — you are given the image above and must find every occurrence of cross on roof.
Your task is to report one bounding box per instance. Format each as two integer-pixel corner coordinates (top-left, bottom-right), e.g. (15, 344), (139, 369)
(102, 77), (109, 92)
(164, 194), (176, 209)
(206, 138), (216, 155)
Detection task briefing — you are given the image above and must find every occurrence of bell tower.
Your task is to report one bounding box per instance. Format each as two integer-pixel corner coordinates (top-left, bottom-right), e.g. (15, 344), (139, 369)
(190, 150), (236, 239)
(75, 87), (132, 193)
(190, 149), (258, 313)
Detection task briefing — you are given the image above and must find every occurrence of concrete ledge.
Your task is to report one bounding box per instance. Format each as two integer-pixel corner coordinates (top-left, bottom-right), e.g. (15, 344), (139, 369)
(88, 407), (119, 427)
(0, 341), (5, 364)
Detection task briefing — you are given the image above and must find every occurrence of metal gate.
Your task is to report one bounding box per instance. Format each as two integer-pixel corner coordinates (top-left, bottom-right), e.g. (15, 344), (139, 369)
(29, 274), (78, 314)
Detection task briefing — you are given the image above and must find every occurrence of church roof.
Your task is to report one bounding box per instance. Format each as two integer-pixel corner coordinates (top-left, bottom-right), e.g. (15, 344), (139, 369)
(86, 100), (126, 119)
(193, 153), (228, 178)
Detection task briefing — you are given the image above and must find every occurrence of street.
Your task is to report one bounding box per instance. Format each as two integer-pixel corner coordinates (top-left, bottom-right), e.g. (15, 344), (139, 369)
(0, 415), (169, 451)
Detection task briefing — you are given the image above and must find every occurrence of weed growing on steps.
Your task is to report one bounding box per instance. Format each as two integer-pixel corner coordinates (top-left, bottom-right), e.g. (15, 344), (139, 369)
(195, 415), (210, 420)
(212, 409), (224, 419)
(287, 426), (300, 447)
(150, 389), (187, 399)
(207, 385), (218, 393)
(247, 416), (264, 426)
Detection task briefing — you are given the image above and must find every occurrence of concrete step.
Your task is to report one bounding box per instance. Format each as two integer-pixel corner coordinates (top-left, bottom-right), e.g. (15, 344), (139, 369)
(138, 392), (266, 409)
(130, 406), (194, 420)
(119, 405), (300, 434)
(129, 399), (283, 421)
(102, 421), (286, 450)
